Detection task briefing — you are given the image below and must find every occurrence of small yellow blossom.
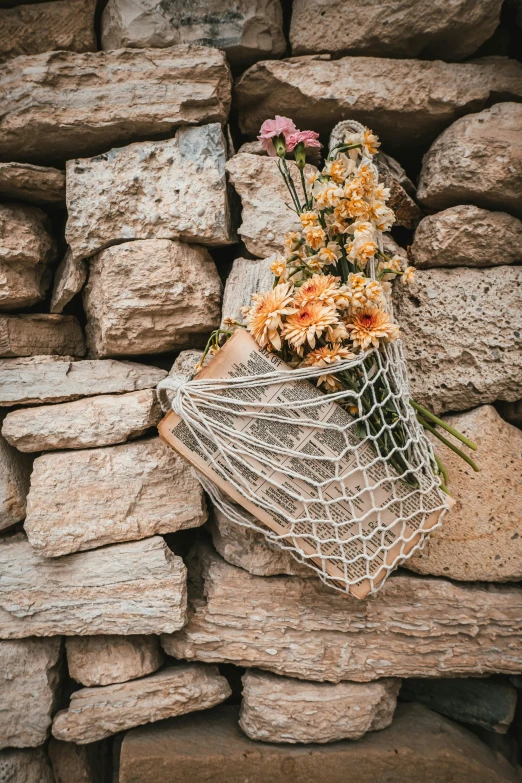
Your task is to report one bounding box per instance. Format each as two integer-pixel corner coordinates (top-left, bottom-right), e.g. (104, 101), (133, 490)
(304, 225), (326, 250)
(362, 129), (380, 156)
(402, 266), (416, 284)
(270, 257), (287, 279)
(312, 179), (343, 209)
(300, 211), (319, 229)
(317, 242), (343, 265)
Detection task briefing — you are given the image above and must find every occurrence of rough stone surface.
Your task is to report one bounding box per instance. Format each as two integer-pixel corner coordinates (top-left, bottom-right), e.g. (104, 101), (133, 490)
(2, 390), (161, 452)
(66, 125), (231, 262)
(0, 422), (32, 530)
(417, 103), (522, 215)
(0, 162), (65, 206)
(0, 356), (166, 407)
(50, 248), (88, 314)
(0, 0), (96, 63)
(66, 635), (164, 687)
(25, 436), (207, 557)
(220, 255), (273, 326)
(157, 349), (203, 412)
(0, 47), (232, 163)
(373, 153), (421, 229)
(412, 205), (522, 268)
(226, 154), (316, 257)
(235, 56), (522, 148)
(52, 664), (232, 744)
(407, 406), (522, 581)
(83, 240), (222, 357)
(239, 670), (400, 743)
(0, 637), (61, 749)
(401, 678), (517, 734)
(0, 748), (55, 783)
(0, 535), (187, 638)
(162, 544), (522, 682)
(49, 738), (111, 783)
(102, 0), (286, 68)
(290, 0), (502, 60)
(0, 314), (84, 358)
(118, 703), (521, 783)
(0, 204), (56, 310)
(210, 506), (312, 577)
(393, 266), (522, 414)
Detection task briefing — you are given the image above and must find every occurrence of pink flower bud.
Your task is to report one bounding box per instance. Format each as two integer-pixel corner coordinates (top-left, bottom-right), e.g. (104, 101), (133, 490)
(258, 115), (298, 156)
(285, 130), (322, 152)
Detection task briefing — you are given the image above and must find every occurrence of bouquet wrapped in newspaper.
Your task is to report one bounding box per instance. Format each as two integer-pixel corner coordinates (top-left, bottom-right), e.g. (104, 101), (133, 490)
(158, 117), (478, 599)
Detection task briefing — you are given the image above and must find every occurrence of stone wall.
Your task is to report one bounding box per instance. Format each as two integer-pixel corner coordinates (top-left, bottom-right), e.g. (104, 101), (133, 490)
(0, 1), (521, 781)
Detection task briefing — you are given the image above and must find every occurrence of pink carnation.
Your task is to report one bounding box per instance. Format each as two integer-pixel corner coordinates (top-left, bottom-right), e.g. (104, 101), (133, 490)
(285, 130), (322, 152)
(258, 115), (297, 156)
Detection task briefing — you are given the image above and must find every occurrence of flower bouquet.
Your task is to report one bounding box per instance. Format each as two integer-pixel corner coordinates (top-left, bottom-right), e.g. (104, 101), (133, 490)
(158, 116), (478, 598)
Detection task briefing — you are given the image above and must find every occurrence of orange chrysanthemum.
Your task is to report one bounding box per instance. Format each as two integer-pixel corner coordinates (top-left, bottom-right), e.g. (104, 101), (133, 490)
(345, 307), (400, 350)
(245, 282), (296, 351)
(282, 303), (338, 353)
(303, 345), (356, 390)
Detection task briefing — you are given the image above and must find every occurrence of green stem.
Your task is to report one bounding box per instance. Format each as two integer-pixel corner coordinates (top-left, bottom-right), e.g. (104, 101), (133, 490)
(410, 400), (478, 451)
(282, 158), (303, 213)
(416, 415), (479, 472)
(277, 160), (301, 213)
(434, 453), (449, 486)
(328, 142), (362, 160)
(299, 167), (309, 210)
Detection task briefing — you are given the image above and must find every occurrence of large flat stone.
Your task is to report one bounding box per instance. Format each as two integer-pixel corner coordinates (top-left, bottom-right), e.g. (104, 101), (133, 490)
(235, 56), (522, 148)
(24, 436), (207, 556)
(401, 678), (517, 734)
(393, 266), (522, 414)
(118, 703), (520, 783)
(239, 670), (400, 743)
(102, 0), (286, 69)
(0, 748), (55, 783)
(50, 248), (88, 314)
(66, 125), (231, 262)
(0, 637), (61, 748)
(162, 544), (522, 682)
(83, 239), (222, 357)
(0, 47), (232, 163)
(412, 205), (522, 268)
(0, 0), (96, 63)
(225, 153), (315, 257)
(0, 356), (166, 407)
(0, 203), (56, 310)
(66, 635), (164, 686)
(0, 422), (32, 530)
(290, 0), (502, 60)
(52, 664), (231, 744)
(0, 162), (65, 206)
(417, 102), (522, 216)
(49, 738), (111, 783)
(407, 406), (522, 581)
(0, 535), (187, 638)
(2, 390), (161, 452)
(0, 314), (85, 358)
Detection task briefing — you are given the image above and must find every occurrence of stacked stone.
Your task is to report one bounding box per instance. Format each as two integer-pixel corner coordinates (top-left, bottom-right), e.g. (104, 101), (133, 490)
(1, 0), (522, 781)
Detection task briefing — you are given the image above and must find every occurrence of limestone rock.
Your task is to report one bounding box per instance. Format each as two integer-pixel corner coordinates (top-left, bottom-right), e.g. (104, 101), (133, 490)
(412, 205), (522, 268)
(220, 256), (273, 325)
(52, 664), (231, 744)
(102, 0), (285, 69)
(290, 0), (502, 60)
(239, 670), (400, 743)
(83, 240), (222, 357)
(0, 47), (232, 163)
(417, 103), (522, 216)
(66, 125), (231, 262)
(393, 266), (522, 414)
(162, 544), (522, 682)
(235, 56), (522, 148)
(0, 314), (85, 358)
(66, 635), (164, 687)
(49, 738), (111, 783)
(2, 390), (161, 452)
(0, 423), (31, 530)
(0, 637), (61, 748)
(50, 248), (88, 314)
(0, 356), (166, 407)
(118, 703), (521, 783)
(225, 154), (316, 257)
(0, 162), (65, 206)
(373, 154), (421, 229)
(0, 748), (55, 783)
(0, 204), (56, 310)
(24, 436), (207, 556)
(210, 506), (312, 577)
(157, 349), (203, 412)
(401, 678), (517, 734)
(0, 0), (96, 63)
(0, 535), (187, 638)
(407, 406), (522, 581)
